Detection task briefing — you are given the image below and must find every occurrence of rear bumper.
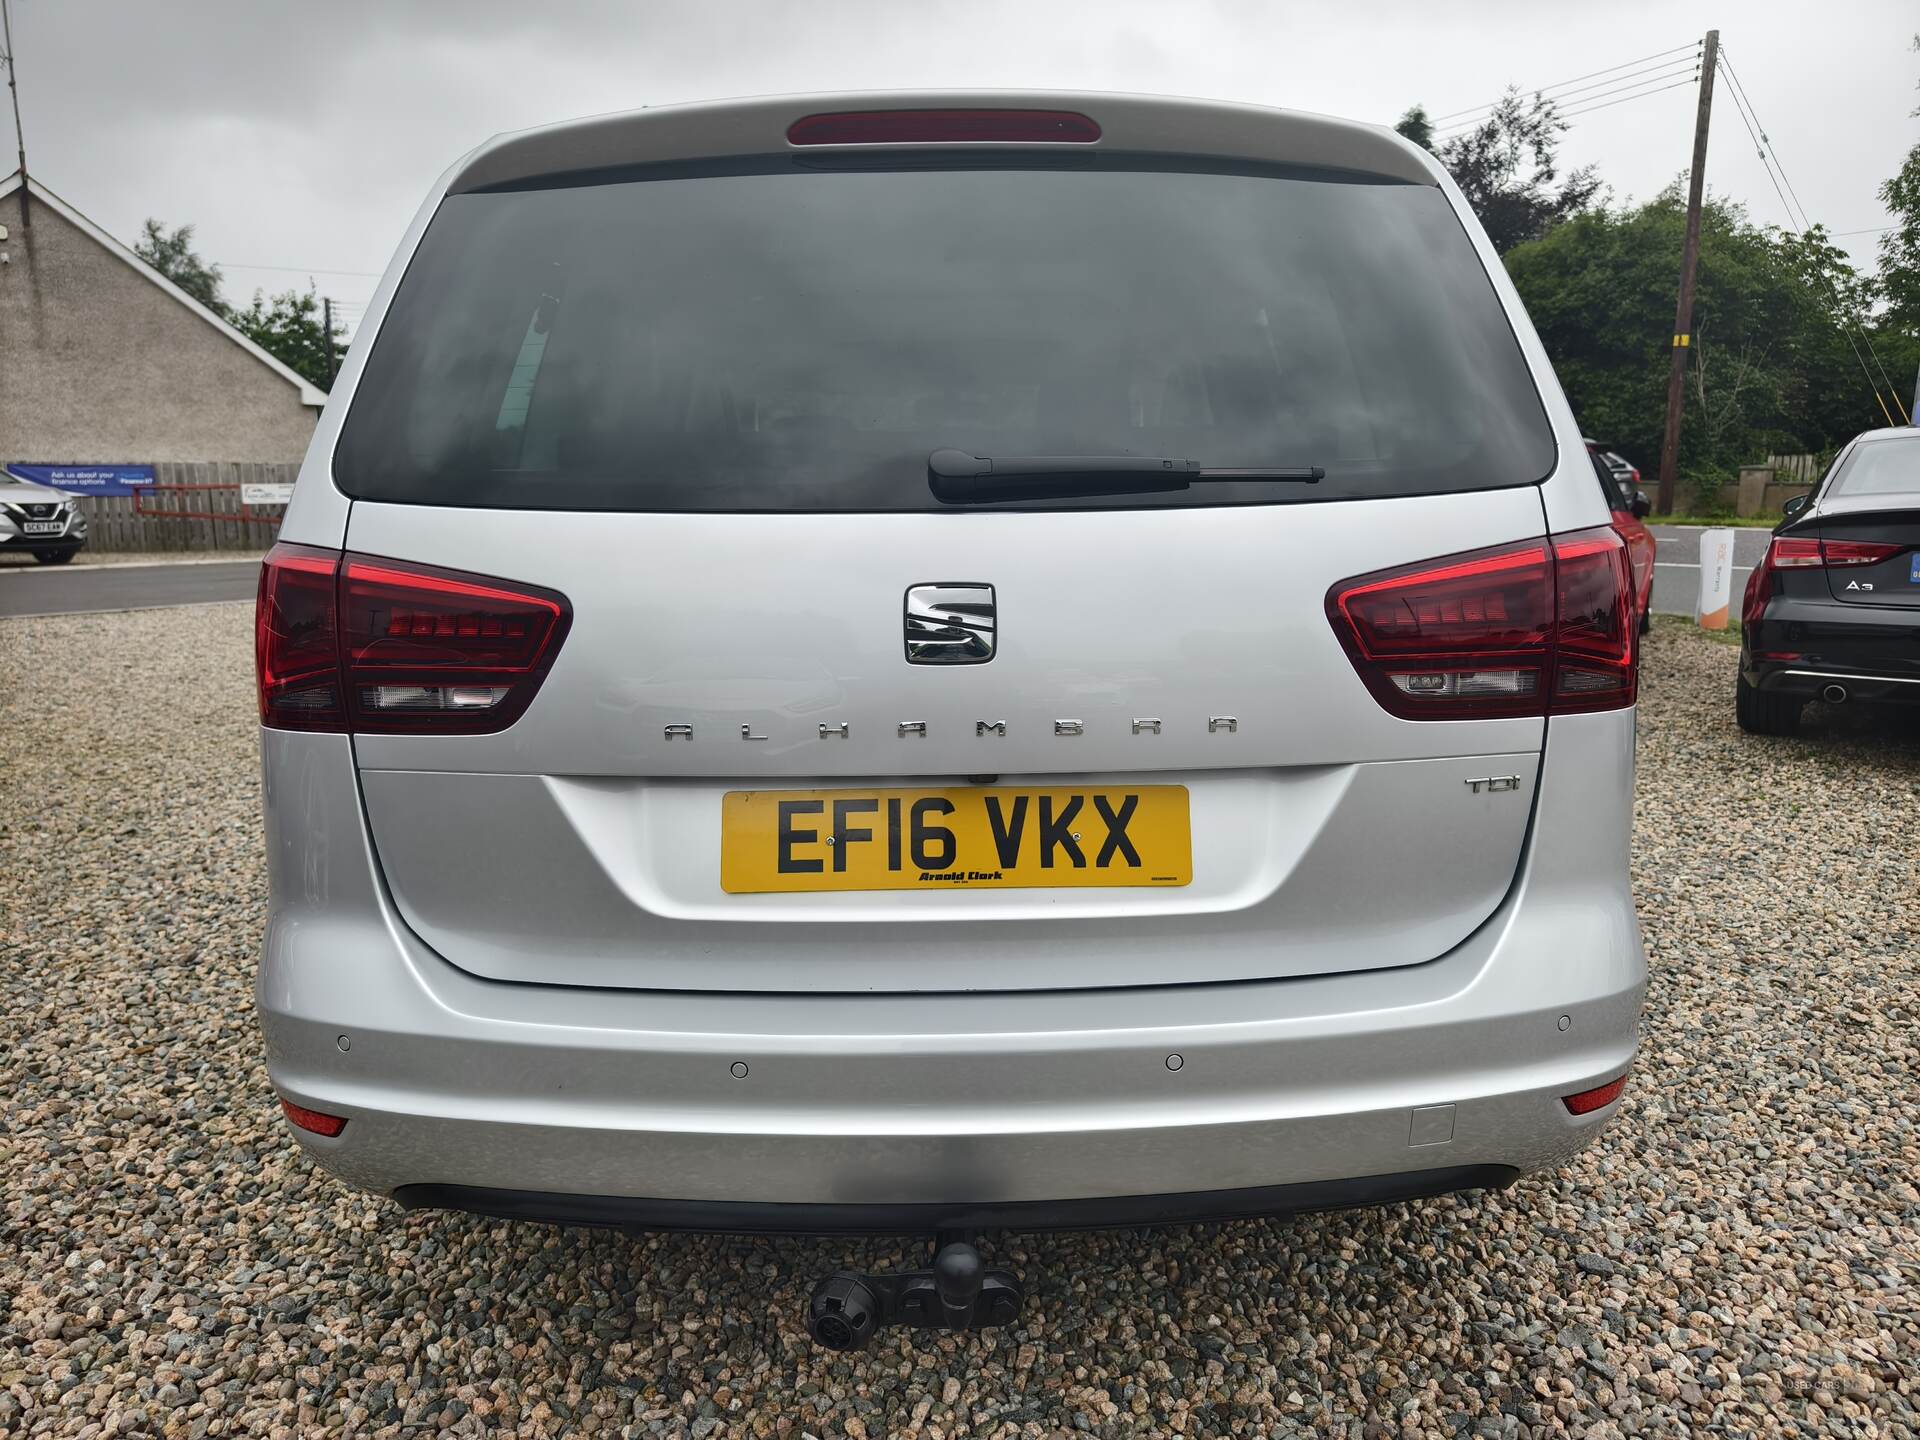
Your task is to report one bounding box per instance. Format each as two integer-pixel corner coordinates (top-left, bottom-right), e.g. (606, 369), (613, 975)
(394, 1166), (1521, 1236)
(258, 710), (1644, 1228)
(1750, 665), (1920, 706)
(1745, 597), (1920, 704)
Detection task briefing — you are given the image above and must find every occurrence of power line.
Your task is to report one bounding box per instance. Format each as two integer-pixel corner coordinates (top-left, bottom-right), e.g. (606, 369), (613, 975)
(1428, 41), (1700, 125)
(1433, 59), (1700, 136)
(1717, 57), (1900, 424)
(1435, 57), (1700, 133)
(1718, 47), (1909, 423)
(1555, 79), (1699, 123)
(1432, 69), (1697, 138)
(1553, 73), (1701, 122)
(217, 260), (383, 279)
(1714, 52), (1888, 422)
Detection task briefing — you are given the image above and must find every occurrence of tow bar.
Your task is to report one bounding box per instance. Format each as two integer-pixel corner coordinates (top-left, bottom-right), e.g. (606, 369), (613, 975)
(805, 1234), (1022, 1350)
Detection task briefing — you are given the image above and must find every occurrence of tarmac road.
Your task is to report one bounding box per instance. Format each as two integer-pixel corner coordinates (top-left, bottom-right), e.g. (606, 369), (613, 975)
(1648, 524), (1771, 617)
(0, 557), (260, 618)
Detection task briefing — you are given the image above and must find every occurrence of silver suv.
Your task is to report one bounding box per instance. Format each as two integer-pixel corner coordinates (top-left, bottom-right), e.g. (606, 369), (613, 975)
(256, 92), (1643, 1306)
(0, 476), (86, 563)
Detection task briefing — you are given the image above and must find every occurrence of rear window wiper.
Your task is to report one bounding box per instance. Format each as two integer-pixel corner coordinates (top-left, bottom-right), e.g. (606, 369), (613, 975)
(927, 448), (1325, 504)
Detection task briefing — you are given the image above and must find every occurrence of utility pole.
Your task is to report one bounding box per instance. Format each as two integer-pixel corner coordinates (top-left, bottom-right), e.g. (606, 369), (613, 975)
(1654, 28), (1719, 514)
(1, 0), (27, 227)
(323, 296), (338, 386)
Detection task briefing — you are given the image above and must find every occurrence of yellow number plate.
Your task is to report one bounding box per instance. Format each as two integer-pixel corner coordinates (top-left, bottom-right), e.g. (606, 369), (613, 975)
(720, 785), (1192, 894)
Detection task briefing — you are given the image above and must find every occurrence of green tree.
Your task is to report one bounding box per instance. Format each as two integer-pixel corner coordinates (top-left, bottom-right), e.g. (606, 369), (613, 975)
(1393, 105), (1435, 151)
(134, 219), (227, 316)
(1877, 36), (1920, 337)
(1435, 91), (1601, 253)
(1882, 147), (1920, 336)
(230, 284), (342, 391)
(1504, 190), (1889, 482)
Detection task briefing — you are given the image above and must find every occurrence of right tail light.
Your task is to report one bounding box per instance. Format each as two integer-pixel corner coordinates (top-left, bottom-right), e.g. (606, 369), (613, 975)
(256, 544), (571, 734)
(1742, 534), (1904, 627)
(1327, 527), (1636, 720)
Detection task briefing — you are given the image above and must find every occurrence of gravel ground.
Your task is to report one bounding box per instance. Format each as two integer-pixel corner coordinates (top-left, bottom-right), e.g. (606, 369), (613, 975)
(3, 606), (1917, 1439)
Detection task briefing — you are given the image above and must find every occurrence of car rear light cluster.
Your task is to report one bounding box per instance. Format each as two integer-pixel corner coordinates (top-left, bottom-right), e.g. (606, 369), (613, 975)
(256, 544), (571, 734)
(786, 109), (1102, 146)
(1740, 535), (1906, 627)
(1763, 537), (1902, 568)
(1326, 527), (1637, 720)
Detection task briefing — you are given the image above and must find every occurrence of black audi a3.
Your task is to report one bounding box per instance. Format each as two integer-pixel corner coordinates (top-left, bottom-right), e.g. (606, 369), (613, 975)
(1738, 427), (1920, 736)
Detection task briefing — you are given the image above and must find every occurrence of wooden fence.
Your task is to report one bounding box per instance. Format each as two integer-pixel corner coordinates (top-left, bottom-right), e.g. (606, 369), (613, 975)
(1763, 452), (1825, 484)
(72, 461), (294, 553)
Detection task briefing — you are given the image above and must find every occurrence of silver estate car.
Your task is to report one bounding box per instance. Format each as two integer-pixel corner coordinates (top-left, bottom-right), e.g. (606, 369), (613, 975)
(256, 91), (1643, 1342)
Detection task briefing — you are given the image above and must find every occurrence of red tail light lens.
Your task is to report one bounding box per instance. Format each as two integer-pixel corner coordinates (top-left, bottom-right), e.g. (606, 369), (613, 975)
(280, 1098), (347, 1137)
(1763, 536), (1901, 570)
(1818, 540), (1903, 567)
(257, 543), (345, 730)
(1562, 1073), (1628, 1115)
(1767, 537), (1823, 568)
(255, 545), (571, 735)
(340, 557), (570, 733)
(1741, 555), (1774, 629)
(787, 109), (1101, 146)
(1327, 527), (1635, 719)
(1552, 531), (1638, 709)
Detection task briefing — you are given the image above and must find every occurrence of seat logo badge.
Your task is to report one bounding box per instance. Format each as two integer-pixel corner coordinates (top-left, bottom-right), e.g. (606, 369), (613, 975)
(906, 582), (996, 664)
(1465, 775), (1522, 793)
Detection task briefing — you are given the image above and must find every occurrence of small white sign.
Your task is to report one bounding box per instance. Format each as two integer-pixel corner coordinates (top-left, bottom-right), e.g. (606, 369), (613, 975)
(1697, 528), (1735, 629)
(242, 482), (294, 506)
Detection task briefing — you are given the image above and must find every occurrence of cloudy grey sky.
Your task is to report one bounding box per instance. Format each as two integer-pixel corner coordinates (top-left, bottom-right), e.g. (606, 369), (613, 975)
(6, 0), (1915, 329)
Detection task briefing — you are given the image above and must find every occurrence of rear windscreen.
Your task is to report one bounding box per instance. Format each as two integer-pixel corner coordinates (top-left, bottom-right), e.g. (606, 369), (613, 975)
(335, 155), (1555, 512)
(1830, 437), (1920, 498)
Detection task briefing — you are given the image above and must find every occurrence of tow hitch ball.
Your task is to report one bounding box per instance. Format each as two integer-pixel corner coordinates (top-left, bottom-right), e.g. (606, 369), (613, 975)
(806, 1239), (1022, 1351)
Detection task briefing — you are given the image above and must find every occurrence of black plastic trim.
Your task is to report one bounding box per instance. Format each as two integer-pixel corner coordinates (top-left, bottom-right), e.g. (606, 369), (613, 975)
(394, 1165), (1518, 1237)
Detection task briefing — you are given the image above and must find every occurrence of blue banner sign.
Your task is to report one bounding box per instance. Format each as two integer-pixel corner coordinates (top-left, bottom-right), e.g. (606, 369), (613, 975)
(4, 463), (156, 496)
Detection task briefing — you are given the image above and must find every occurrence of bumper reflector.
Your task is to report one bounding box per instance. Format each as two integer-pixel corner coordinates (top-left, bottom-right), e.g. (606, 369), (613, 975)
(281, 1098), (347, 1137)
(1561, 1074), (1628, 1116)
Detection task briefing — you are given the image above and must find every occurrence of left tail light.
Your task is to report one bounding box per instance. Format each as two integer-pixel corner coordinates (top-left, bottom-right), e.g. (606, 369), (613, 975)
(256, 544), (571, 734)
(1327, 527), (1636, 720)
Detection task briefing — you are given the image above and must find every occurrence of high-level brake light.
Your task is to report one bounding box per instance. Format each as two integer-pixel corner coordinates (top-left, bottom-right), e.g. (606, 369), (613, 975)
(256, 545), (571, 734)
(786, 109), (1102, 146)
(1326, 527), (1637, 720)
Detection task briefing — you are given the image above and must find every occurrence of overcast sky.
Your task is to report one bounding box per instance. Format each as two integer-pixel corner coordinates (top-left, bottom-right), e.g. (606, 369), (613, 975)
(6, 0), (1915, 331)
